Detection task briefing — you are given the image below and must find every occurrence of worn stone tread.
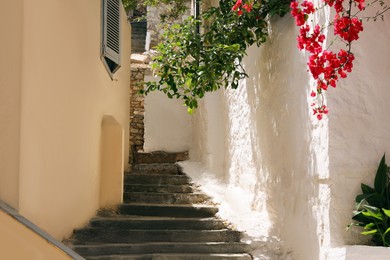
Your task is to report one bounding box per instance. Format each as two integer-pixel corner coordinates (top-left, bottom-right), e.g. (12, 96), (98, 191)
(123, 192), (210, 204)
(73, 229), (241, 244)
(125, 174), (192, 185)
(119, 203), (218, 218)
(73, 242), (250, 257)
(125, 184), (194, 193)
(89, 216), (226, 230)
(86, 254), (252, 260)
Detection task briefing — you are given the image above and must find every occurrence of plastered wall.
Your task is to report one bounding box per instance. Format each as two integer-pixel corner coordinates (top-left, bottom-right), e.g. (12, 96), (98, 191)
(0, 0), (23, 210)
(189, 4), (390, 260)
(0, 0), (131, 240)
(0, 210), (71, 260)
(144, 75), (192, 153)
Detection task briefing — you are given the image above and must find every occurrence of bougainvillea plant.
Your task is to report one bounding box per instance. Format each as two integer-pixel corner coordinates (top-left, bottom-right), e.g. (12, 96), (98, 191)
(288, 0), (389, 120)
(142, 0), (290, 113)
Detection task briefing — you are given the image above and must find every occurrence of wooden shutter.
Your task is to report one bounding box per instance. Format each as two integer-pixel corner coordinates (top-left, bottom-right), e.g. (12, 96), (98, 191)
(102, 0), (121, 75)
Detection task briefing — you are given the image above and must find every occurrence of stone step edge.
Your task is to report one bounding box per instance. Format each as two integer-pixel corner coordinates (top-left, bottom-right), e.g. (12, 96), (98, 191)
(86, 253), (253, 260)
(90, 216), (222, 221)
(71, 241), (250, 248)
(123, 192), (207, 196)
(120, 203), (217, 208)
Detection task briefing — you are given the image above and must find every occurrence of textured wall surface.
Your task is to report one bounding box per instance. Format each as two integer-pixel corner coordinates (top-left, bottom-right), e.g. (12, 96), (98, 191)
(143, 76), (192, 153)
(186, 4), (390, 260)
(0, 0), (131, 240)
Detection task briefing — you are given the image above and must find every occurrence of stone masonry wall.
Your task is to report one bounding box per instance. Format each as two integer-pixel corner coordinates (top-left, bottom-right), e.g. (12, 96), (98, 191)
(129, 61), (150, 166)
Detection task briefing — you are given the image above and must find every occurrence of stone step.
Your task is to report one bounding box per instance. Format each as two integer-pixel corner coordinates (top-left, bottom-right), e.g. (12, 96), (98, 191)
(131, 35), (146, 41)
(72, 229), (242, 244)
(131, 27), (147, 34)
(125, 174), (192, 186)
(123, 192), (210, 204)
(132, 163), (180, 175)
(74, 242), (249, 255)
(85, 253), (252, 260)
(130, 21), (147, 28)
(89, 217), (227, 230)
(119, 203), (218, 218)
(86, 254), (252, 260)
(125, 184), (194, 193)
(133, 152), (189, 164)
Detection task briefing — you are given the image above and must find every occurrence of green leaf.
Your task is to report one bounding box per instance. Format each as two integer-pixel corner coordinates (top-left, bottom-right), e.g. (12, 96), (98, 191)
(364, 222), (375, 230)
(356, 194), (373, 203)
(384, 227), (390, 236)
(361, 183), (375, 194)
(361, 229), (378, 235)
(363, 205), (383, 220)
(382, 208), (390, 218)
(374, 154), (388, 194)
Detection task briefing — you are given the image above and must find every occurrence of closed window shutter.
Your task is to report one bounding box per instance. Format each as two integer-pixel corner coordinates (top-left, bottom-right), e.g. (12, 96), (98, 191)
(102, 0), (121, 75)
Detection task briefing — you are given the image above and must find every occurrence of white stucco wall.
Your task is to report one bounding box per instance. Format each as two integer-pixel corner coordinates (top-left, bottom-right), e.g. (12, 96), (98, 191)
(144, 75), (192, 152)
(187, 3), (390, 260)
(0, 0), (131, 240)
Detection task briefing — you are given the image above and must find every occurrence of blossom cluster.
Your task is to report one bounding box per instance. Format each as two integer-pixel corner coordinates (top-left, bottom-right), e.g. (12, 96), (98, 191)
(231, 0), (367, 120)
(231, 0), (253, 16)
(291, 0), (365, 120)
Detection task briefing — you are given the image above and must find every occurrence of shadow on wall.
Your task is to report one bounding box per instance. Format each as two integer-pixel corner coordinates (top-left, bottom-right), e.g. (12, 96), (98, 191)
(234, 16), (328, 259)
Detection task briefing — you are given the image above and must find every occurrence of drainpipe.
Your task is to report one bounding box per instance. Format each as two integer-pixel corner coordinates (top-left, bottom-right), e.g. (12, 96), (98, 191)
(194, 0), (200, 34)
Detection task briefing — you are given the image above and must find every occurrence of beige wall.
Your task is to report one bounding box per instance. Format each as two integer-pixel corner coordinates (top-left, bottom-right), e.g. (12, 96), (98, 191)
(0, 0), (23, 209)
(0, 0), (131, 240)
(0, 210), (71, 260)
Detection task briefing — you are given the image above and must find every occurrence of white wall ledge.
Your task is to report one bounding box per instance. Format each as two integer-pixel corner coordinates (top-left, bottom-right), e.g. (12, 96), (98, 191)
(328, 245), (390, 260)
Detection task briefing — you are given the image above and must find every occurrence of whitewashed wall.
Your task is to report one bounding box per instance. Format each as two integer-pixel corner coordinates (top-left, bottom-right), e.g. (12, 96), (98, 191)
(185, 4), (390, 260)
(144, 76), (193, 152)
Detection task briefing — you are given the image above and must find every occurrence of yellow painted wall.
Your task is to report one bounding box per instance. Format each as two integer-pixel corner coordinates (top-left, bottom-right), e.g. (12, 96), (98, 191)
(0, 0), (131, 240)
(0, 210), (71, 259)
(0, 0), (23, 209)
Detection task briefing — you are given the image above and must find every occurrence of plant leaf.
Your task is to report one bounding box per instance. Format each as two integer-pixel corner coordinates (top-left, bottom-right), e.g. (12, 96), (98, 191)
(382, 208), (390, 218)
(363, 205), (383, 220)
(364, 222), (375, 230)
(356, 194), (373, 203)
(361, 183), (375, 194)
(374, 154), (388, 194)
(361, 229), (378, 235)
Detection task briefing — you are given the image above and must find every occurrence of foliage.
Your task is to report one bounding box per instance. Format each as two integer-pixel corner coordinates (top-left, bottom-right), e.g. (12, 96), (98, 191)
(122, 0), (138, 12)
(141, 0), (290, 112)
(122, 0), (189, 21)
(348, 154), (390, 246)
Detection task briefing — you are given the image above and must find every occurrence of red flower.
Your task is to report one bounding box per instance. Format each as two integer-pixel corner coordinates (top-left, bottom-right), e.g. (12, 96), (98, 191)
(311, 91), (317, 97)
(231, 0), (243, 11)
(243, 3), (253, 12)
(334, 16), (363, 42)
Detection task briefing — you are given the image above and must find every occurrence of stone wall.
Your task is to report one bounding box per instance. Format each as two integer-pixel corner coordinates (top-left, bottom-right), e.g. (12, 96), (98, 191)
(129, 59), (150, 165)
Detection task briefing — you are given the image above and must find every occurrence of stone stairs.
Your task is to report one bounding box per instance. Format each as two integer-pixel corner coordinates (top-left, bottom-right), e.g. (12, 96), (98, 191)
(67, 152), (252, 259)
(131, 21), (147, 54)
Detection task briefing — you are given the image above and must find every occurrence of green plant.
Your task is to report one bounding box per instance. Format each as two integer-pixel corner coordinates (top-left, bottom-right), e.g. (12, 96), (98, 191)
(348, 154), (390, 246)
(122, 0), (189, 21)
(141, 0), (290, 112)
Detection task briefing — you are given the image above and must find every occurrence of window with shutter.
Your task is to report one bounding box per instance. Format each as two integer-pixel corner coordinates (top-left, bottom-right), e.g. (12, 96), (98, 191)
(101, 0), (121, 77)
